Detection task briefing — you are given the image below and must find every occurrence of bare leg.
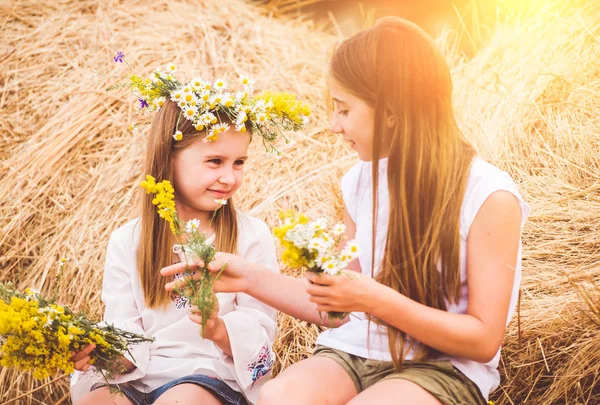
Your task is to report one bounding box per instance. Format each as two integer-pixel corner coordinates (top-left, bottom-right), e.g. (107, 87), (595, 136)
(258, 356), (358, 405)
(153, 383), (222, 405)
(347, 379), (443, 405)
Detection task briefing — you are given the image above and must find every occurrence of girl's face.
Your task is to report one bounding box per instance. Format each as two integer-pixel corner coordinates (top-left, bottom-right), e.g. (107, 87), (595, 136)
(172, 130), (250, 222)
(329, 77), (377, 161)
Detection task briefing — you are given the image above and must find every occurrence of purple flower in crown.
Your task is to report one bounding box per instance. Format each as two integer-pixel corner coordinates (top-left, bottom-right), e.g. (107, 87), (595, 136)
(139, 98), (149, 109)
(113, 51), (125, 63)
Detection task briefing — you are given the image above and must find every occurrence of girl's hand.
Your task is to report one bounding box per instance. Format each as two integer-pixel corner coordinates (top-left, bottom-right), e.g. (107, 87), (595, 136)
(71, 343), (95, 372)
(188, 298), (225, 341)
(189, 298), (232, 355)
(161, 252), (255, 294)
(305, 271), (384, 314)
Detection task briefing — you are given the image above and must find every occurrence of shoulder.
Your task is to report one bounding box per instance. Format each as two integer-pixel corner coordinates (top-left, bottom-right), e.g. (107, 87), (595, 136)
(341, 160), (364, 189)
(236, 211), (274, 255)
(461, 158), (530, 237)
(236, 211), (271, 238)
(107, 218), (141, 249)
(235, 211), (279, 271)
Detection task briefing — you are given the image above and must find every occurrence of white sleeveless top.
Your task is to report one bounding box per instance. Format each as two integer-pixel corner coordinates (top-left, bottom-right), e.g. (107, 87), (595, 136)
(315, 157), (531, 400)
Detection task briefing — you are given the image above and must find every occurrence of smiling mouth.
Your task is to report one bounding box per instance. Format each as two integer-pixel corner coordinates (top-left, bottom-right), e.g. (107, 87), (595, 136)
(207, 189), (229, 197)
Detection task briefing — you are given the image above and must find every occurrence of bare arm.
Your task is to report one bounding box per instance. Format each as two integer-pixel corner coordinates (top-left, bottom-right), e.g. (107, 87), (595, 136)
(306, 191), (523, 362)
(163, 253), (345, 326)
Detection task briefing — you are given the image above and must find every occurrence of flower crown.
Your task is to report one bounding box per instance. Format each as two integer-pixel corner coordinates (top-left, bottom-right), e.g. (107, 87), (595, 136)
(111, 52), (310, 153)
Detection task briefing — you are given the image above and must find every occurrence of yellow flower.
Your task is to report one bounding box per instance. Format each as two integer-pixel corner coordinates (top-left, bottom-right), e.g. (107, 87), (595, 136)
(255, 91), (311, 126)
(140, 175), (179, 234)
(173, 131), (183, 141)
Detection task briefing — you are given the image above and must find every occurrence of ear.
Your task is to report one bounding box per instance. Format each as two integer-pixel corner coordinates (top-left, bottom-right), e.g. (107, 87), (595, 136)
(384, 108), (396, 128)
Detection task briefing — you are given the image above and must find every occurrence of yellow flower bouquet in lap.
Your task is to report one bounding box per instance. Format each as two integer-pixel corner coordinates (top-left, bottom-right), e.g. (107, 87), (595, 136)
(0, 282), (153, 381)
(274, 210), (360, 321)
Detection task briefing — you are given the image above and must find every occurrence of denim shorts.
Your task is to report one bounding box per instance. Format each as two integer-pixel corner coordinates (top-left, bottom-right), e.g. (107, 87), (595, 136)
(91, 374), (248, 405)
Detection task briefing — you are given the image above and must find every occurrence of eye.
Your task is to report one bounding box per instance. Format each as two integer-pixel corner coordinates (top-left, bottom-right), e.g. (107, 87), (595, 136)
(234, 159), (246, 166)
(207, 158), (222, 165)
(339, 110), (348, 116)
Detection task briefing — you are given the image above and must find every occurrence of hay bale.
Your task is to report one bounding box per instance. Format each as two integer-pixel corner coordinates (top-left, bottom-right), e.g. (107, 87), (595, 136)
(0, 0), (599, 403)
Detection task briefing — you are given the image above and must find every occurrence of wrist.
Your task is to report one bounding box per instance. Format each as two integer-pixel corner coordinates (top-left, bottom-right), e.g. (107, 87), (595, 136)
(365, 281), (389, 317)
(210, 318), (228, 343)
(244, 261), (264, 296)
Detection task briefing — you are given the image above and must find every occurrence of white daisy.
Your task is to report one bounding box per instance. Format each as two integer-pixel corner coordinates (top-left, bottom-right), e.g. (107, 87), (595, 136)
(185, 219), (201, 233)
(215, 199), (228, 205)
(191, 78), (204, 91)
(312, 218), (328, 232)
(166, 63), (177, 72)
(214, 79), (227, 91)
(342, 240), (360, 259)
(183, 92), (197, 104)
(183, 106), (196, 120)
(332, 223), (346, 236)
(173, 131), (183, 141)
(315, 254), (333, 268)
(153, 96), (166, 110)
(170, 89), (185, 103)
(240, 75), (255, 88)
(323, 260), (342, 276)
(308, 238), (325, 252)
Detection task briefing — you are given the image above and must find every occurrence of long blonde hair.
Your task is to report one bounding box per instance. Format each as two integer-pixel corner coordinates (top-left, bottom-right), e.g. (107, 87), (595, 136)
(330, 17), (476, 367)
(138, 99), (240, 308)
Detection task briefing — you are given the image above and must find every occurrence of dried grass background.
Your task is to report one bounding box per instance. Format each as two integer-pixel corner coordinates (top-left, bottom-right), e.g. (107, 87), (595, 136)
(1, 0), (599, 404)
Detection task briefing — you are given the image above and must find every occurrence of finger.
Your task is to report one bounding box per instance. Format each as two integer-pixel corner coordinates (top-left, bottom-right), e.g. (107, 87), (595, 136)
(161, 261), (204, 277)
(74, 356), (91, 370)
(305, 282), (331, 296)
(72, 344), (95, 362)
(207, 256), (229, 272)
(306, 272), (334, 286)
(160, 262), (189, 276)
(82, 363), (91, 372)
(189, 314), (203, 325)
(165, 273), (201, 291)
(316, 304), (337, 312)
(308, 295), (333, 305)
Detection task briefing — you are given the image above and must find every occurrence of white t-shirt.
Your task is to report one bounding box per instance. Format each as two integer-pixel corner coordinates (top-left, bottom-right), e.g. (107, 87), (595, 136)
(70, 212), (279, 405)
(316, 157), (531, 400)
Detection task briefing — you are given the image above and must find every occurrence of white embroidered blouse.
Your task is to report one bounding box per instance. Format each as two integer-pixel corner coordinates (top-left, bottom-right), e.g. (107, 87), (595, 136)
(70, 212), (279, 404)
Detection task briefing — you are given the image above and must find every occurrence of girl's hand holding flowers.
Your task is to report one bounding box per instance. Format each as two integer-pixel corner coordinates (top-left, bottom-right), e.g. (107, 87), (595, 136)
(304, 271), (383, 315)
(71, 343), (96, 372)
(188, 298), (223, 341)
(162, 252), (255, 295)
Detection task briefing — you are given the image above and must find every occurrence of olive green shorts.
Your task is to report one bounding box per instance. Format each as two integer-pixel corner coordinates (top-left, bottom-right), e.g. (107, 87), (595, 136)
(313, 345), (487, 405)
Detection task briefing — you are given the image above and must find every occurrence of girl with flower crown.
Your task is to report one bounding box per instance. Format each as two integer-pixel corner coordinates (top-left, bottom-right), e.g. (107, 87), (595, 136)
(69, 69), (309, 405)
(163, 16), (531, 405)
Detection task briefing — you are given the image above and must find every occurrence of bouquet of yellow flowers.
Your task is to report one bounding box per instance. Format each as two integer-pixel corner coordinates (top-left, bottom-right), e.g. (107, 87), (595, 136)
(140, 175), (226, 337)
(0, 282), (152, 381)
(274, 210), (360, 320)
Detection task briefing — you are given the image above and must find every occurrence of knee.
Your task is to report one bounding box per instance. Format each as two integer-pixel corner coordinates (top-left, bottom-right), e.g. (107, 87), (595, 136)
(258, 379), (297, 405)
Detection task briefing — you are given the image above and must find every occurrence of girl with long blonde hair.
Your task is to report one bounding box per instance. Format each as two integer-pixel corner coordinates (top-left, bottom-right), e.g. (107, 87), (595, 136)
(69, 87), (287, 405)
(163, 17), (530, 405)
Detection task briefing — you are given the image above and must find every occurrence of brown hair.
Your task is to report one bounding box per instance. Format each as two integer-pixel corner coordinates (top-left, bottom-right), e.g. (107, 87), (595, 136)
(137, 99), (241, 308)
(330, 17), (476, 367)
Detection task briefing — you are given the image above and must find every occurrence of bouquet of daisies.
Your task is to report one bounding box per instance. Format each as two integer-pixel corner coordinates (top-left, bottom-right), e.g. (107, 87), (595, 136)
(0, 282), (153, 381)
(140, 175), (226, 337)
(274, 210), (360, 320)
